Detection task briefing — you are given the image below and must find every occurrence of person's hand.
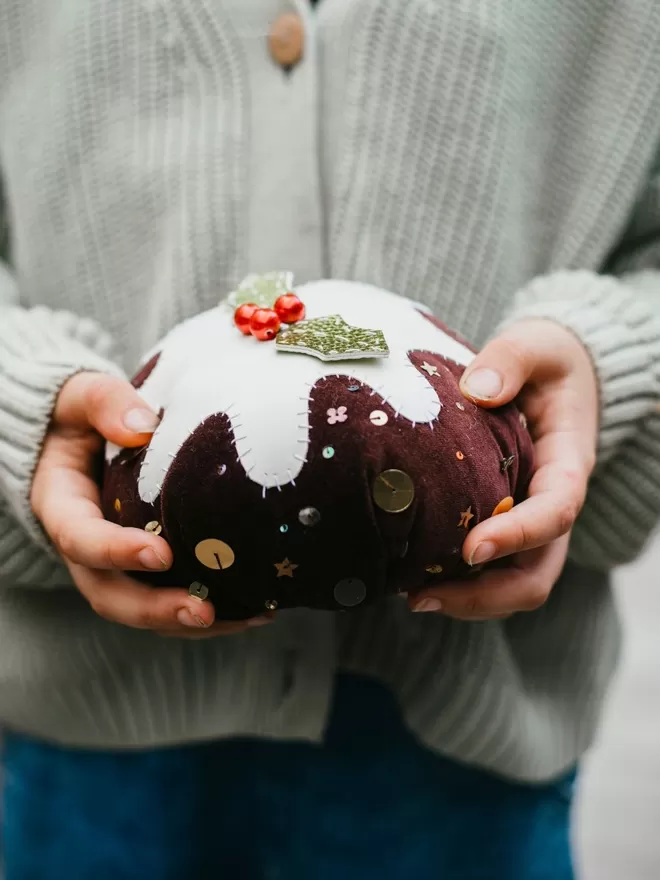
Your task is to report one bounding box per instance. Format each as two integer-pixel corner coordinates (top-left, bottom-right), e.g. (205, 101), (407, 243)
(31, 372), (272, 638)
(410, 319), (599, 620)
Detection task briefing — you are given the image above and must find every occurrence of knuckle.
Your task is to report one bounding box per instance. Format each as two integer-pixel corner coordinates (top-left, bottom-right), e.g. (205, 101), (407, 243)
(499, 336), (532, 377)
(462, 595), (486, 617)
(132, 607), (161, 630)
(53, 524), (76, 560)
(509, 519), (532, 555)
(82, 374), (121, 417)
(556, 499), (580, 535)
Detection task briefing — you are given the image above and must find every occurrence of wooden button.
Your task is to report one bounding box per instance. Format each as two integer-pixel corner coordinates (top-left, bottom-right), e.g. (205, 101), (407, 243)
(372, 469), (415, 514)
(195, 538), (235, 570)
(269, 13), (305, 68)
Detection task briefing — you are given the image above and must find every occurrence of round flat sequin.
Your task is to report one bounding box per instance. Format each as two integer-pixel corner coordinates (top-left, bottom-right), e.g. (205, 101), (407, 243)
(456, 402), (465, 411)
(456, 451), (465, 460)
(217, 464), (227, 476)
(334, 578), (367, 607)
(369, 410), (388, 426)
(280, 524), (289, 533)
(425, 564), (444, 574)
(372, 469), (415, 514)
(265, 599), (278, 611)
(492, 496), (515, 517)
(189, 582), (209, 601)
(195, 538), (235, 570)
(322, 446), (335, 459)
(144, 520), (162, 536)
(113, 498), (121, 513)
(298, 507), (321, 527)
(347, 384), (360, 392)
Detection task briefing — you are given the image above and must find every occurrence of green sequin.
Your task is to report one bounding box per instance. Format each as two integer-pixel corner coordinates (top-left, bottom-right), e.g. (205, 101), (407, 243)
(276, 315), (389, 362)
(322, 446), (335, 459)
(227, 271), (293, 309)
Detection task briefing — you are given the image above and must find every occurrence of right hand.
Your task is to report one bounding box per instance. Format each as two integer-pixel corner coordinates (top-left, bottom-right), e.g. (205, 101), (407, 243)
(31, 372), (272, 638)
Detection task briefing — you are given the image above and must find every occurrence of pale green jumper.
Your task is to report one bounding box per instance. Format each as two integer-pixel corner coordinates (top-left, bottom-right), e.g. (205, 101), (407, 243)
(1, 0), (660, 781)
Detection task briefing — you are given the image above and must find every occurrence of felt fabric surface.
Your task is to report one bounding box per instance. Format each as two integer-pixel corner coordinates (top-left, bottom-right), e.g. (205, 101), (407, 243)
(102, 280), (534, 619)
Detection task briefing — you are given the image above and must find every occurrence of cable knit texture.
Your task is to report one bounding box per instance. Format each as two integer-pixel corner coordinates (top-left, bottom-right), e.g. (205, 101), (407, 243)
(1, 0), (660, 781)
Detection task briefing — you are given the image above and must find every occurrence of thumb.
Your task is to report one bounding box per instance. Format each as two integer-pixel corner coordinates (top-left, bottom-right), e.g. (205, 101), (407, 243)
(54, 371), (160, 446)
(460, 328), (537, 409)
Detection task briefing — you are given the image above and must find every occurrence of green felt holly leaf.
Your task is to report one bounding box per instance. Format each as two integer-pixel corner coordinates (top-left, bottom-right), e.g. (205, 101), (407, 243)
(227, 271), (294, 309)
(276, 314), (390, 361)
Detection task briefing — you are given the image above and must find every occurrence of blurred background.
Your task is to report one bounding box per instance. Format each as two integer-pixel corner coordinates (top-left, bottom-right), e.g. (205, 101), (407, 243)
(575, 531), (660, 879)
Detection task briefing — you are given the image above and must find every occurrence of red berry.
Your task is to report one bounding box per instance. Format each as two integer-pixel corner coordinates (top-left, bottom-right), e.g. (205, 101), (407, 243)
(234, 303), (258, 335)
(274, 293), (306, 324)
(250, 308), (281, 341)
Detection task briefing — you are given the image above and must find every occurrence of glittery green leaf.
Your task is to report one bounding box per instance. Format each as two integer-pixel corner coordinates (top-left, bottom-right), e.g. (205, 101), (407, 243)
(227, 271), (294, 309)
(276, 314), (390, 361)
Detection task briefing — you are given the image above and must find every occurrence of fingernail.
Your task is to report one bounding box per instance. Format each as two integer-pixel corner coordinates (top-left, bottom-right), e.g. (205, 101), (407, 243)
(463, 368), (503, 400)
(138, 547), (168, 570)
(413, 597), (443, 613)
(177, 608), (207, 628)
(469, 541), (497, 566)
(123, 408), (160, 434)
(248, 616), (273, 627)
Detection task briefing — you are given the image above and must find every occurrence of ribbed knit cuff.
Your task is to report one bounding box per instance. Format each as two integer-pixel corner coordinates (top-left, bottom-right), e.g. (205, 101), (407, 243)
(499, 270), (660, 568)
(0, 306), (124, 555)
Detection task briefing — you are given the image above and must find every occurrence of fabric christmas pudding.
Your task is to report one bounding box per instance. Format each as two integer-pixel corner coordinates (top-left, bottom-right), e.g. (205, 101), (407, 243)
(102, 274), (534, 620)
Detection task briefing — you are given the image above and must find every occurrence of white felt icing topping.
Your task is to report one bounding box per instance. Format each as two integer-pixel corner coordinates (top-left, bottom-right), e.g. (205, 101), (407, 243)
(107, 280), (475, 503)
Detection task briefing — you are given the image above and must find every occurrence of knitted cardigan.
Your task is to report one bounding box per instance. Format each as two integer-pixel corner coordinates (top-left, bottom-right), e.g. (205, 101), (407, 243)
(1, 0), (660, 781)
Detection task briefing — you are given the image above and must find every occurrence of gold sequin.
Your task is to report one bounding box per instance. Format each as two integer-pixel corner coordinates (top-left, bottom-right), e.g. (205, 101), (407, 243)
(456, 451), (464, 461)
(194, 538), (235, 570)
(458, 506), (474, 529)
(425, 564), (444, 575)
(144, 521), (162, 536)
(274, 558), (298, 578)
(372, 469), (415, 514)
(189, 582), (209, 601)
(369, 410), (388, 426)
(492, 496), (515, 517)
(421, 361), (439, 377)
(113, 498), (121, 513)
(265, 599), (279, 611)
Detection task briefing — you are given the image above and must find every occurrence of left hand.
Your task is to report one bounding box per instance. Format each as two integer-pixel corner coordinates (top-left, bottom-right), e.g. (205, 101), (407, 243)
(410, 318), (599, 620)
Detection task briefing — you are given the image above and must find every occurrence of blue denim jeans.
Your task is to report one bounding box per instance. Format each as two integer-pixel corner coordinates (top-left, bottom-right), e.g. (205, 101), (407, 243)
(1, 674), (575, 880)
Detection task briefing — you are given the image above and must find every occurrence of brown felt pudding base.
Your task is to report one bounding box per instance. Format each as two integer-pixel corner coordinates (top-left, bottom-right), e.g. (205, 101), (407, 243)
(103, 341), (533, 621)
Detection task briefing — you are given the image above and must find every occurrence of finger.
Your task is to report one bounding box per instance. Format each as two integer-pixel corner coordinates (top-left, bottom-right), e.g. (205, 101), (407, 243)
(54, 371), (160, 446)
(156, 616), (274, 639)
(69, 565), (216, 630)
(459, 319), (578, 408)
(462, 427), (591, 566)
(412, 537), (568, 618)
(38, 465), (172, 571)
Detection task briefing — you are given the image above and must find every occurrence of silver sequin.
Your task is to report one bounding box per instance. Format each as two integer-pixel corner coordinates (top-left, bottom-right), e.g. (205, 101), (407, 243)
(333, 578), (367, 607)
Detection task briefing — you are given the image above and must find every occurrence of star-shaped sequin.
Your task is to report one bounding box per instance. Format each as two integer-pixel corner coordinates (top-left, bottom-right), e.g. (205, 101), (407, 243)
(458, 506), (474, 529)
(421, 361), (438, 377)
(274, 558), (298, 578)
